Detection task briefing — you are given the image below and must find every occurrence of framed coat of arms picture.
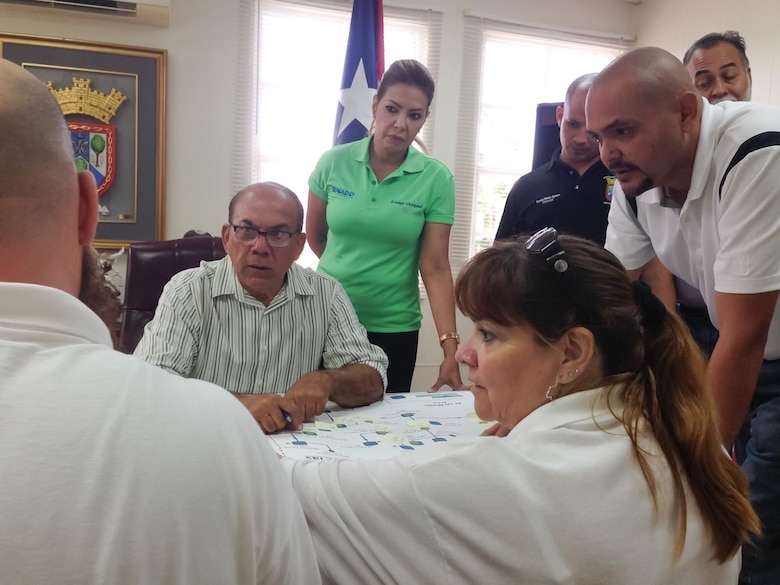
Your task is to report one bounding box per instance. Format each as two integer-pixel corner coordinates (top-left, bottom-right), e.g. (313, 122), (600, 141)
(0, 33), (167, 249)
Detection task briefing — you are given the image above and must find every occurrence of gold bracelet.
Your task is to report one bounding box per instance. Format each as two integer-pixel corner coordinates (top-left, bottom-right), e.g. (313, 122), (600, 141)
(439, 331), (460, 345)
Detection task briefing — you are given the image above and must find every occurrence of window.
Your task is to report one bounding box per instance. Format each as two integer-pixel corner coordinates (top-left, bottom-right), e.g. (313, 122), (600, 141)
(235, 0), (442, 268)
(454, 17), (625, 265)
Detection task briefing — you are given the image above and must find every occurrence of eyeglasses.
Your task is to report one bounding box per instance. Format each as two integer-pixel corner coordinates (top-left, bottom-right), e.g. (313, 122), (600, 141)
(525, 227), (568, 273)
(228, 224), (297, 247)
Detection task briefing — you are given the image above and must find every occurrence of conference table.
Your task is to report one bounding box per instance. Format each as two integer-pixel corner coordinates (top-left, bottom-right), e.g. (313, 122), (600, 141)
(267, 390), (491, 461)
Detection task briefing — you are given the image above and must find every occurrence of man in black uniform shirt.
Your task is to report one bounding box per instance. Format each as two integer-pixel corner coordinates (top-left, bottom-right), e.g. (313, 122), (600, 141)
(495, 73), (614, 244)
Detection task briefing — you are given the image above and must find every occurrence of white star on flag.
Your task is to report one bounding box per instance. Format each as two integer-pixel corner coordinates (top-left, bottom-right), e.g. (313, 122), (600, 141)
(336, 58), (376, 138)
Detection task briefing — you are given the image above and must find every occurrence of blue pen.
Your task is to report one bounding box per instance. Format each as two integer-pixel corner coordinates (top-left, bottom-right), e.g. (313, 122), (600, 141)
(280, 409), (293, 423)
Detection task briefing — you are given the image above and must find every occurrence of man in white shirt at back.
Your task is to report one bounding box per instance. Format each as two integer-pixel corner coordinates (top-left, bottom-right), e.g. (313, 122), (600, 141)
(588, 47), (780, 585)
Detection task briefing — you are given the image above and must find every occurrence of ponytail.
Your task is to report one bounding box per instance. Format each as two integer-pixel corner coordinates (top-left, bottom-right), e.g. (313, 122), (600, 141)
(620, 289), (759, 561)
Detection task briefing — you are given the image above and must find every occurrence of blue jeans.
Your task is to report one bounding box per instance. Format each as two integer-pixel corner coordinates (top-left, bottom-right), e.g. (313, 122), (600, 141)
(735, 359), (780, 585)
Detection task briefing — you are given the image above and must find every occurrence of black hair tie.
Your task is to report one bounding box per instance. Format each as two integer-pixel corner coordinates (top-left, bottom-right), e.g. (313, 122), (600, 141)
(633, 280), (667, 331)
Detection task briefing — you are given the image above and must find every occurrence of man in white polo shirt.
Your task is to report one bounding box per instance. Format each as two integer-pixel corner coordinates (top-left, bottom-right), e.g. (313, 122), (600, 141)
(0, 58), (319, 584)
(587, 47), (780, 585)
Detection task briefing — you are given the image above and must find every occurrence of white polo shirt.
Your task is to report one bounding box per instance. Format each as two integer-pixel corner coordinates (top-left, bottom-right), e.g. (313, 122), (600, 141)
(606, 98), (780, 359)
(0, 283), (321, 584)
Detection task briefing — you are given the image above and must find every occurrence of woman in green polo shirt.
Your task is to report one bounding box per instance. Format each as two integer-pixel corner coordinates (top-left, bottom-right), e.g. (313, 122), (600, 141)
(307, 59), (463, 393)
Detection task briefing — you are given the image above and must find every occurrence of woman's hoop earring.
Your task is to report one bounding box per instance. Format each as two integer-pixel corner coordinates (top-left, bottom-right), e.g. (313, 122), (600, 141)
(545, 381), (560, 402)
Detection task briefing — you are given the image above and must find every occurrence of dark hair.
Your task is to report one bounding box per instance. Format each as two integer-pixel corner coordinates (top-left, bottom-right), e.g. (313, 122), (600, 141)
(79, 246), (122, 349)
(683, 31), (749, 67)
(228, 181), (304, 232)
(377, 59), (435, 108)
(456, 236), (758, 561)
(183, 229), (211, 238)
(457, 236), (643, 376)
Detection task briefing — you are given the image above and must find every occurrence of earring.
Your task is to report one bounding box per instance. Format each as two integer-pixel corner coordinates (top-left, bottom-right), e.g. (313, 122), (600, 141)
(545, 381), (560, 402)
(567, 368), (580, 378)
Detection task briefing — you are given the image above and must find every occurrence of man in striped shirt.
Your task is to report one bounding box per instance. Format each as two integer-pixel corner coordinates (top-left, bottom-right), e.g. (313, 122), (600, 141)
(135, 182), (387, 433)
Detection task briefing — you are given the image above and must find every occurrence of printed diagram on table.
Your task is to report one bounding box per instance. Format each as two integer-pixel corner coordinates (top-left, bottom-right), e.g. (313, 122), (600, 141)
(268, 391), (491, 460)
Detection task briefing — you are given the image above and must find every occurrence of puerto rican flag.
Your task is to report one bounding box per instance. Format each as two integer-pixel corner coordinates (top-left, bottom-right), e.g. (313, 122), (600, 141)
(333, 0), (384, 145)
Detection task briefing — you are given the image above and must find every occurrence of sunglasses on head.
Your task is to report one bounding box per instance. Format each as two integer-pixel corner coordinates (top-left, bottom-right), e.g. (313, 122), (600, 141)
(525, 227), (569, 273)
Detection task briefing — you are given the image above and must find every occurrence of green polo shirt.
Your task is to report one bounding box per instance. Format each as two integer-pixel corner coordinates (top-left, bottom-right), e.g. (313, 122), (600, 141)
(309, 137), (455, 332)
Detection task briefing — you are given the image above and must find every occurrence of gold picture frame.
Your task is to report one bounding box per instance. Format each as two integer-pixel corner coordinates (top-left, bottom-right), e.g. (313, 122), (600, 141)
(0, 33), (167, 249)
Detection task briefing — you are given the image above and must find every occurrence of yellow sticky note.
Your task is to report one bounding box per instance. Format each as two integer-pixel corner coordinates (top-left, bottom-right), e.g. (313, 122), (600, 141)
(371, 425), (393, 434)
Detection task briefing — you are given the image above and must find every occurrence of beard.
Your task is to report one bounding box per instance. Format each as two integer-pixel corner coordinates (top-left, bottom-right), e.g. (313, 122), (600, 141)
(621, 175), (655, 199)
(607, 161), (656, 199)
(78, 245), (122, 349)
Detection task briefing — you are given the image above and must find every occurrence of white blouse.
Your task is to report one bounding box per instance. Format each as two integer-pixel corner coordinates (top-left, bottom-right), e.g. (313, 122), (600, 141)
(285, 387), (739, 585)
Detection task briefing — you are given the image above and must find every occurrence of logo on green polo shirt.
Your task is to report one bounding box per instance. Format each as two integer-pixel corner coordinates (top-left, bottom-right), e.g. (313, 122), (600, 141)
(327, 185), (355, 198)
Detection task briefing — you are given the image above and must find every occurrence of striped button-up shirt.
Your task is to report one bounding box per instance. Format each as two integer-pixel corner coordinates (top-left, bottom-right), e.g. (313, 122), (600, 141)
(134, 257), (388, 394)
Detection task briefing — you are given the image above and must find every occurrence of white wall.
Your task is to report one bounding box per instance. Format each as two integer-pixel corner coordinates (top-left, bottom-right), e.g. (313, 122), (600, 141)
(1, 0), (639, 390)
(636, 0), (780, 105)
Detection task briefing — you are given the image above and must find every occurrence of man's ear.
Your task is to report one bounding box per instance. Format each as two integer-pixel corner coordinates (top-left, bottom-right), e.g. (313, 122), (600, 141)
(292, 232), (306, 261)
(221, 223), (232, 251)
(555, 105), (565, 128)
(679, 91), (700, 130)
(77, 170), (98, 245)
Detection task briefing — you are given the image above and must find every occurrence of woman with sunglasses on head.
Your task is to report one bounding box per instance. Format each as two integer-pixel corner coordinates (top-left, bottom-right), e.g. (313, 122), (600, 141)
(307, 59), (462, 393)
(282, 229), (758, 585)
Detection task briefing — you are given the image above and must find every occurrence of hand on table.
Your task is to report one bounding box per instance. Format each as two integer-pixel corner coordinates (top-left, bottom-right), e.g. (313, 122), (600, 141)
(481, 422), (511, 437)
(234, 393), (301, 434)
(285, 373), (331, 422)
(429, 353), (468, 392)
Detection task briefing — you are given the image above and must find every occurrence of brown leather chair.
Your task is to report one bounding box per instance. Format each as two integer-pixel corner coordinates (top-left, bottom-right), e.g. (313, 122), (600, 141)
(118, 236), (226, 353)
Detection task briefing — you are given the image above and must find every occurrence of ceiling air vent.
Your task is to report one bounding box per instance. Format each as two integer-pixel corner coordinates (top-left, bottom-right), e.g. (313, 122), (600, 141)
(0, 0), (170, 27)
(2, 0), (135, 15)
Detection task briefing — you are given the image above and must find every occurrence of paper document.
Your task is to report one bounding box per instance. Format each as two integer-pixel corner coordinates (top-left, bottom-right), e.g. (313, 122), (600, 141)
(268, 391), (491, 461)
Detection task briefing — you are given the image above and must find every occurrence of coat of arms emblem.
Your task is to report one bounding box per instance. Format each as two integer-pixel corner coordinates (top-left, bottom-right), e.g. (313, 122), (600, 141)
(48, 78), (127, 214)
